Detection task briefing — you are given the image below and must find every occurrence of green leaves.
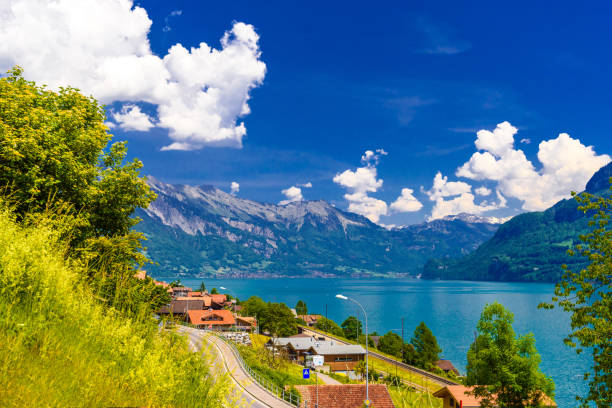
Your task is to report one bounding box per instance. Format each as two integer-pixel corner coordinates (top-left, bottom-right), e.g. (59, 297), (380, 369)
(0, 68), (158, 319)
(467, 302), (555, 408)
(546, 184), (612, 408)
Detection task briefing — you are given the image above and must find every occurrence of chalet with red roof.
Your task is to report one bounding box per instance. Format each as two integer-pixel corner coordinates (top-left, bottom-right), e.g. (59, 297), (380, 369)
(187, 309), (236, 330)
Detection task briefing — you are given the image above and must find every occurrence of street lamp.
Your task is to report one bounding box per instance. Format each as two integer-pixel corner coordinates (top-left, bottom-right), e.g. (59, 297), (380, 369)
(336, 294), (369, 405)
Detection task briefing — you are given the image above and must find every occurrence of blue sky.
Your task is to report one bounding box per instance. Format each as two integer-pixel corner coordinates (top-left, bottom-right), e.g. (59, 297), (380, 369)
(1, 0), (611, 225)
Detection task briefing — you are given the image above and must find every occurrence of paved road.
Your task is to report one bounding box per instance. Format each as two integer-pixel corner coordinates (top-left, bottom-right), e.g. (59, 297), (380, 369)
(179, 326), (295, 408)
(300, 327), (458, 387)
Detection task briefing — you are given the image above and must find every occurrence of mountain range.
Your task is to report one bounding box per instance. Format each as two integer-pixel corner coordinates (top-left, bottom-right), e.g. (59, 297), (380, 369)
(422, 162), (612, 282)
(135, 177), (501, 278)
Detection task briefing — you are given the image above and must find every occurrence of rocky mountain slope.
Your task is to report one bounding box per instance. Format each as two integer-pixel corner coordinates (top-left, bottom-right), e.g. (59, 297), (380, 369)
(135, 177), (500, 278)
(422, 162), (612, 282)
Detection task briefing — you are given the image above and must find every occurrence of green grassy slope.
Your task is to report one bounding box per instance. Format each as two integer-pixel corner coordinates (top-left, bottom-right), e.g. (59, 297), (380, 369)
(0, 206), (232, 407)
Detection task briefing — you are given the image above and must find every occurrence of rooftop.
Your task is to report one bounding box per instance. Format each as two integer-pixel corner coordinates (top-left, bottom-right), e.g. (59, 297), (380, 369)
(433, 385), (556, 408)
(293, 384), (394, 408)
(268, 337), (366, 355)
(187, 309), (236, 326)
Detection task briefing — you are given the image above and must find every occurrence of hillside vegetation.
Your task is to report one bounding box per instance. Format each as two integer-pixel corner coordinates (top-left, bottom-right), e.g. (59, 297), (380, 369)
(0, 68), (234, 407)
(423, 162), (612, 282)
(0, 205), (231, 407)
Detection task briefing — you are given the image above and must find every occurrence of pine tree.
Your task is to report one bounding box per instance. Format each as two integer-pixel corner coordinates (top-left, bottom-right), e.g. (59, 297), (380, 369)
(410, 321), (441, 369)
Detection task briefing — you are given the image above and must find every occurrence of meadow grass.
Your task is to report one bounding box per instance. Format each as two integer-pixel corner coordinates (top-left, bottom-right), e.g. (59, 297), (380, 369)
(0, 206), (234, 407)
(388, 386), (443, 408)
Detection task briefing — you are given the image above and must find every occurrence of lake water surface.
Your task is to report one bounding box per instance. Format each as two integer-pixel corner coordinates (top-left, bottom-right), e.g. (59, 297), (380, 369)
(172, 277), (588, 407)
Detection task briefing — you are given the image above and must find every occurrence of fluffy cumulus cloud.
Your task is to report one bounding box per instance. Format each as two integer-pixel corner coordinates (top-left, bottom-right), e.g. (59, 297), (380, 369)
(390, 188), (423, 212)
(0, 0), (266, 151)
(424, 172), (506, 220)
(456, 121), (611, 211)
(279, 186), (304, 205)
(333, 150), (388, 223)
(112, 104), (155, 131)
(230, 181), (239, 195)
(298, 182), (313, 188)
(335, 149), (422, 223)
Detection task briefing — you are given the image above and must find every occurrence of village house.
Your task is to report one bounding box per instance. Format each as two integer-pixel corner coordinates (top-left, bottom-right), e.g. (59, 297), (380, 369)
(266, 337), (366, 372)
(435, 359), (460, 376)
(158, 298), (205, 318)
(235, 316), (257, 332)
(297, 314), (323, 327)
(293, 384), (394, 408)
(433, 385), (557, 408)
(187, 309), (236, 330)
(168, 286), (192, 298)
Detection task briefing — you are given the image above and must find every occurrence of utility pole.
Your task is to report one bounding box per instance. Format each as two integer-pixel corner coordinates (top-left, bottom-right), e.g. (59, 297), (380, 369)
(401, 317), (404, 362)
(325, 304), (327, 333)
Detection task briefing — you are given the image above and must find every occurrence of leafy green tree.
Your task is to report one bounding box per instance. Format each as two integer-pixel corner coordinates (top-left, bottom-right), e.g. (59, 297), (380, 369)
(198, 282), (206, 293)
(241, 296), (297, 336)
(341, 316), (362, 340)
(314, 317), (344, 337)
(210, 287), (219, 294)
(378, 331), (403, 358)
(264, 302), (298, 337)
(241, 296), (268, 320)
(410, 322), (441, 370)
(402, 343), (417, 365)
(295, 300), (308, 315)
(169, 280), (182, 288)
(540, 187), (612, 408)
(0, 67), (157, 317)
(467, 302), (555, 407)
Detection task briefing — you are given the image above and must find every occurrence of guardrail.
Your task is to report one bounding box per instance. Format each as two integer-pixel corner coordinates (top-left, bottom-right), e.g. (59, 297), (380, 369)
(214, 333), (302, 407)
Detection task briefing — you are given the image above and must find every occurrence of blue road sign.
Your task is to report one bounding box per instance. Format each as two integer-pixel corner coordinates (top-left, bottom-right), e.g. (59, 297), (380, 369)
(302, 368), (310, 379)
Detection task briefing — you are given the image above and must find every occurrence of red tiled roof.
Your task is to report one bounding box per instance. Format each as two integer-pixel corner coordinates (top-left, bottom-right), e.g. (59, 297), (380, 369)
(433, 385), (556, 408)
(187, 309), (235, 326)
(210, 294), (227, 304)
(293, 384), (394, 408)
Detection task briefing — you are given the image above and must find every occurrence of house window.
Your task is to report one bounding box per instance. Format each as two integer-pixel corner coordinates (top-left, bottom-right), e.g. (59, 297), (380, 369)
(334, 357), (353, 362)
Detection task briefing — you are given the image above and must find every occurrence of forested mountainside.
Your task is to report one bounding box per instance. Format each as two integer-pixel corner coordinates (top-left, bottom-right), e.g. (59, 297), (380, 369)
(136, 177), (500, 278)
(422, 162), (612, 282)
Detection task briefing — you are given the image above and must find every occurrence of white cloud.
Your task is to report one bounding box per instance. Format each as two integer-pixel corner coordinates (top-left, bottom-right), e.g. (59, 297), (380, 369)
(520, 138), (531, 144)
(361, 148), (388, 165)
(112, 104), (155, 131)
(424, 172), (506, 220)
(298, 182), (312, 188)
(230, 181), (239, 195)
(279, 186), (303, 205)
(456, 121), (611, 211)
(0, 0), (266, 151)
(390, 188), (423, 213)
(334, 150), (388, 223)
(475, 186), (492, 196)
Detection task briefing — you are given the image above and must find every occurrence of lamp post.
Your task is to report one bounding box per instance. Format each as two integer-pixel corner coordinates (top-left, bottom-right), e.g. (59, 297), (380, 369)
(336, 294), (369, 405)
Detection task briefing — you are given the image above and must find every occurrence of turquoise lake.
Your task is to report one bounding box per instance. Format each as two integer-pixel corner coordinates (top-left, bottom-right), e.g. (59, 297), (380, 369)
(172, 277), (589, 407)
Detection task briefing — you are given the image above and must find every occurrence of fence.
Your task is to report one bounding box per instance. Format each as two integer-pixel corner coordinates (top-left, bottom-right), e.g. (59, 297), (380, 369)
(213, 333), (302, 407)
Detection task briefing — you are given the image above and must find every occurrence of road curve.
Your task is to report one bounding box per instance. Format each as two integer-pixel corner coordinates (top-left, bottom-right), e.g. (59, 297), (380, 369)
(300, 327), (458, 387)
(178, 326), (295, 408)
